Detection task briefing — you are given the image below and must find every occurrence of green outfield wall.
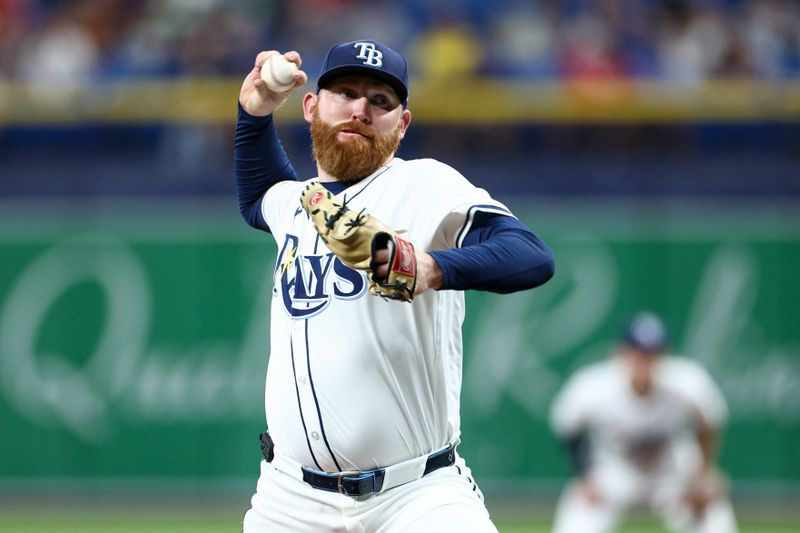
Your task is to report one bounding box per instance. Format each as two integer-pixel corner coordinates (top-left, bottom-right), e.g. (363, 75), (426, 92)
(1, 200), (798, 494)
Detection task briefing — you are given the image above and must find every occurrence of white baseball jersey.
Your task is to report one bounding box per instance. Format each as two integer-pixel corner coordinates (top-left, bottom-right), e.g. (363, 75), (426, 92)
(260, 157), (511, 473)
(550, 355), (728, 474)
(550, 357), (737, 533)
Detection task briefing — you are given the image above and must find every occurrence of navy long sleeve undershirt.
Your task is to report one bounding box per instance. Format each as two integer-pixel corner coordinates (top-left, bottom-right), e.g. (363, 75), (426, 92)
(234, 106), (554, 293)
(234, 104), (297, 231)
(562, 433), (591, 476)
(430, 212), (554, 292)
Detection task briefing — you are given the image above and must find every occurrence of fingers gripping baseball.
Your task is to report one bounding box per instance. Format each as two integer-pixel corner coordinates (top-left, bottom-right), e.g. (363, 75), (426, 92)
(239, 50), (307, 117)
(300, 182), (417, 301)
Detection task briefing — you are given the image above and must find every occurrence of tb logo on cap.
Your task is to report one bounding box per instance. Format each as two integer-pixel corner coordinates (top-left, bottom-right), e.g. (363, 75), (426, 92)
(353, 42), (383, 67)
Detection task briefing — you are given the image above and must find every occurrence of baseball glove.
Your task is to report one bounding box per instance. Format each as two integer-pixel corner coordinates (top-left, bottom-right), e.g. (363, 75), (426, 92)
(300, 182), (417, 301)
(684, 467), (728, 518)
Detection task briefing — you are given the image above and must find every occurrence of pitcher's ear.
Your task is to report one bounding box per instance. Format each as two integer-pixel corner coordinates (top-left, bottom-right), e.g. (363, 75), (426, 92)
(302, 92), (318, 123)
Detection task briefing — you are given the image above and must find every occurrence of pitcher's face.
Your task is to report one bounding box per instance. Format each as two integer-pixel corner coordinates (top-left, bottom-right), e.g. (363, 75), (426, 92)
(304, 75), (411, 182)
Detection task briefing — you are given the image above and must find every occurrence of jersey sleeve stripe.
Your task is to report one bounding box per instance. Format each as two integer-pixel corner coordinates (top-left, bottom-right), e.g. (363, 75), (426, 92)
(455, 204), (513, 248)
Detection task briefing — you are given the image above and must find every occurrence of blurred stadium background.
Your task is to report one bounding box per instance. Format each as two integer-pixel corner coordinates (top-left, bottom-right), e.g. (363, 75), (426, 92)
(1, 0), (798, 531)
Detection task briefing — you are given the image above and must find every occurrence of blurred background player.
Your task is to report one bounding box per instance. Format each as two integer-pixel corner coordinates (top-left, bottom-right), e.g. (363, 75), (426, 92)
(549, 311), (738, 533)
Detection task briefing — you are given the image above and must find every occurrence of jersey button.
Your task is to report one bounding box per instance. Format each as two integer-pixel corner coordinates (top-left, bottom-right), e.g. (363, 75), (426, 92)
(298, 376), (307, 385)
(311, 431), (320, 440)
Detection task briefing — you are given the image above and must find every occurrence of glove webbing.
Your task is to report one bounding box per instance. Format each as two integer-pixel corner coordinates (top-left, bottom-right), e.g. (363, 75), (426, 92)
(311, 195), (367, 235)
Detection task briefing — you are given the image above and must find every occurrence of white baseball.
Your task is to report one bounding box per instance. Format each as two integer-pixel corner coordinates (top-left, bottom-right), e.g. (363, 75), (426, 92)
(260, 55), (298, 93)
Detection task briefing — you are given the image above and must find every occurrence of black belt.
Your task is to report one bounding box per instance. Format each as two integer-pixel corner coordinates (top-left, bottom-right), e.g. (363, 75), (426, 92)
(259, 432), (456, 497)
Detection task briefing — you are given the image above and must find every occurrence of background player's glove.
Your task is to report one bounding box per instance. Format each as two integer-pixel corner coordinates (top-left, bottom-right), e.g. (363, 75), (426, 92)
(300, 182), (417, 301)
(684, 467), (728, 519)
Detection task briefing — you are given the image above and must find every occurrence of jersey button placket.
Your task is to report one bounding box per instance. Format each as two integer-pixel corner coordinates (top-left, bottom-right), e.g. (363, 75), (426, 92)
(296, 310), (329, 463)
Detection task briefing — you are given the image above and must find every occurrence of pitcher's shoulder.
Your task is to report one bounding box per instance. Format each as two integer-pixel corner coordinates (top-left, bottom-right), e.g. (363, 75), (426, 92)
(392, 158), (469, 186)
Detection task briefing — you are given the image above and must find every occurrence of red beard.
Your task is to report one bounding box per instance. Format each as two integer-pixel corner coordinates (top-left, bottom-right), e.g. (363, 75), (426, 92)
(310, 108), (403, 183)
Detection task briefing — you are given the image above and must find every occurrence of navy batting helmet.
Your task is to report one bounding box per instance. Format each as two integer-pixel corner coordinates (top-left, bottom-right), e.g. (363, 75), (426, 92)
(622, 311), (667, 354)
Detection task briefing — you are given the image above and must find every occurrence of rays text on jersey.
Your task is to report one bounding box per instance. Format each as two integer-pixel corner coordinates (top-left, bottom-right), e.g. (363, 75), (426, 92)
(274, 234), (367, 318)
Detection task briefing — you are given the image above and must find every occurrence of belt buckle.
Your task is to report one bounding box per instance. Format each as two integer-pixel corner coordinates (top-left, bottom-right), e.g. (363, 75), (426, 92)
(336, 471), (378, 496)
(337, 472), (348, 495)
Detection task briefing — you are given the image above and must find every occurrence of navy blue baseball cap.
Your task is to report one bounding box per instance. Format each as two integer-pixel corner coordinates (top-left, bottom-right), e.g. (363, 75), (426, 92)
(622, 312), (667, 354)
(317, 40), (409, 106)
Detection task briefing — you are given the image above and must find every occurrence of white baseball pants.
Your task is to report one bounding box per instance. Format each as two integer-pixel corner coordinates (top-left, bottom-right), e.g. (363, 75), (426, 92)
(242, 454), (498, 533)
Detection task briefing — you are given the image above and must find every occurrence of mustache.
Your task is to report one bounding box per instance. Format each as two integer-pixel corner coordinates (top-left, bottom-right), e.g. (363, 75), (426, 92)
(334, 120), (375, 139)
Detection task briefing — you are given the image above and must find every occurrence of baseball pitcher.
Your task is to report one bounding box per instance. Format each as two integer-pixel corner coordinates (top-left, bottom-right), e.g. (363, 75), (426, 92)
(234, 40), (555, 532)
